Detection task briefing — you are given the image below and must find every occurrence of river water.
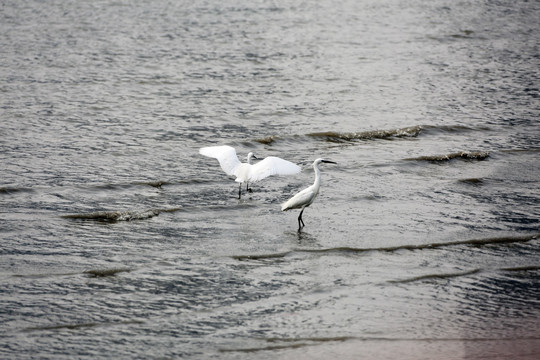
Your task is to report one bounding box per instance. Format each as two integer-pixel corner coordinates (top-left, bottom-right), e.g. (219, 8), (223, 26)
(1, 0), (539, 359)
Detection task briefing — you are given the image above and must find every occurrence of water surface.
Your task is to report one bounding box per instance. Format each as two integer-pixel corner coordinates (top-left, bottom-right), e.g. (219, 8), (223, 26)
(1, 0), (539, 359)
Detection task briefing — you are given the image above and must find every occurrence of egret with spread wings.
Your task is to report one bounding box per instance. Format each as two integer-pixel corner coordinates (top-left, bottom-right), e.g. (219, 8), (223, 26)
(199, 145), (301, 199)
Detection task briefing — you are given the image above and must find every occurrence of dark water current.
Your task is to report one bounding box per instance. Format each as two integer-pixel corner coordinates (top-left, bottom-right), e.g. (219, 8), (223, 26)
(1, 0), (539, 359)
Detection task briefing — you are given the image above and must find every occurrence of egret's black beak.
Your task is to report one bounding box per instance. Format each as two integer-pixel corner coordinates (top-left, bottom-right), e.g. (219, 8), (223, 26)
(322, 160), (337, 164)
(252, 155), (259, 160)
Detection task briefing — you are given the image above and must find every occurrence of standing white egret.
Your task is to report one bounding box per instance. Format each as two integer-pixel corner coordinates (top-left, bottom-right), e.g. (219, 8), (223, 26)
(281, 158), (336, 230)
(199, 145), (301, 199)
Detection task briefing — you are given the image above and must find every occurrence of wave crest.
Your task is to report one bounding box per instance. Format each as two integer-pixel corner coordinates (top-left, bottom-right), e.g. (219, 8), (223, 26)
(255, 126), (423, 144)
(62, 209), (174, 222)
(405, 151), (489, 162)
(308, 126), (423, 142)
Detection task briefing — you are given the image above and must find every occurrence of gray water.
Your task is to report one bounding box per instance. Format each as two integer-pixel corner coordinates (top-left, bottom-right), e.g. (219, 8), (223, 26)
(1, 0), (539, 359)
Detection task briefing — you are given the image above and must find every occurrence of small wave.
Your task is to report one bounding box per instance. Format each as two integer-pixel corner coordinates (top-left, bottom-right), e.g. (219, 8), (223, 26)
(446, 234), (539, 247)
(220, 336), (354, 353)
(133, 180), (170, 188)
(308, 126), (423, 142)
(62, 205), (253, 223)
(501, 148), (540, 154)
(255, 126), (422, 144)
(232, 234), (539, 260)
(133, 179), (213, 187)
(256, 135), (283, 145)
(12, 272), (80, 279)
(23, 319), (144, 332)
(220, 334), (540, 354)
(232, 251), (292, 261)
(389, 269), (481, 284)
(84, 267), (131, 278)
(420, 124), (490, 134)
(390, 264), (540, 284)
(62, 208), (179, 222)
(304, 234), (538, 253)
(405, 151), (489, 162)
(458, 178), (484, 185)
(0, 186), (34, 195)
(255, 124), (488, 145)
(501, 265), (540, 272)
(219, 342), (309, 353)
(264, 336), (356, 344)
(11, 268), (131, 279)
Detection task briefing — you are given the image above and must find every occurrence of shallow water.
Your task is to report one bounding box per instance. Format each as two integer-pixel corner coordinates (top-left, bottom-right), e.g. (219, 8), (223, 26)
(1, 0), (539, 359)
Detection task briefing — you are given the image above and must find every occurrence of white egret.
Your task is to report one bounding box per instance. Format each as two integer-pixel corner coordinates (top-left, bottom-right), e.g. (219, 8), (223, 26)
(199, 145), (301, 199)
(281, 158), (336, 230)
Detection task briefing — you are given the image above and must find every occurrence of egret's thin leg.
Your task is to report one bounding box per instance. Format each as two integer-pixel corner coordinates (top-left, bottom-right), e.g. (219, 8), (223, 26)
(238, 183), (242, 199)
(246, 182), (252, 193)
(298, 208), (305, 230)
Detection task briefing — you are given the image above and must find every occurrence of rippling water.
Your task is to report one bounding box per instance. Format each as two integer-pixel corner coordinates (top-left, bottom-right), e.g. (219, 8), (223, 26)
(1, 0), (539, 359)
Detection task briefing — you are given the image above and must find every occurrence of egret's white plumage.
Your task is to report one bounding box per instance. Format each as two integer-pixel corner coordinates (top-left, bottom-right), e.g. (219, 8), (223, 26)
(199, 145), (301, 198)
(281, 158), (336, 230)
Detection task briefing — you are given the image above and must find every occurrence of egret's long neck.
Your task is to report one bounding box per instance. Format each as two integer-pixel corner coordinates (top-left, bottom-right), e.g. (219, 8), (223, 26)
(247, 154), (253, 164)
(313, 163), (322, 189)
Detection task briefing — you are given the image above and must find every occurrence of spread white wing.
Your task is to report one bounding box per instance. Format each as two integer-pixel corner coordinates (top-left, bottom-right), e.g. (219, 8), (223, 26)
(199, 146), (241, 176)
(249, 156), (301, 182)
